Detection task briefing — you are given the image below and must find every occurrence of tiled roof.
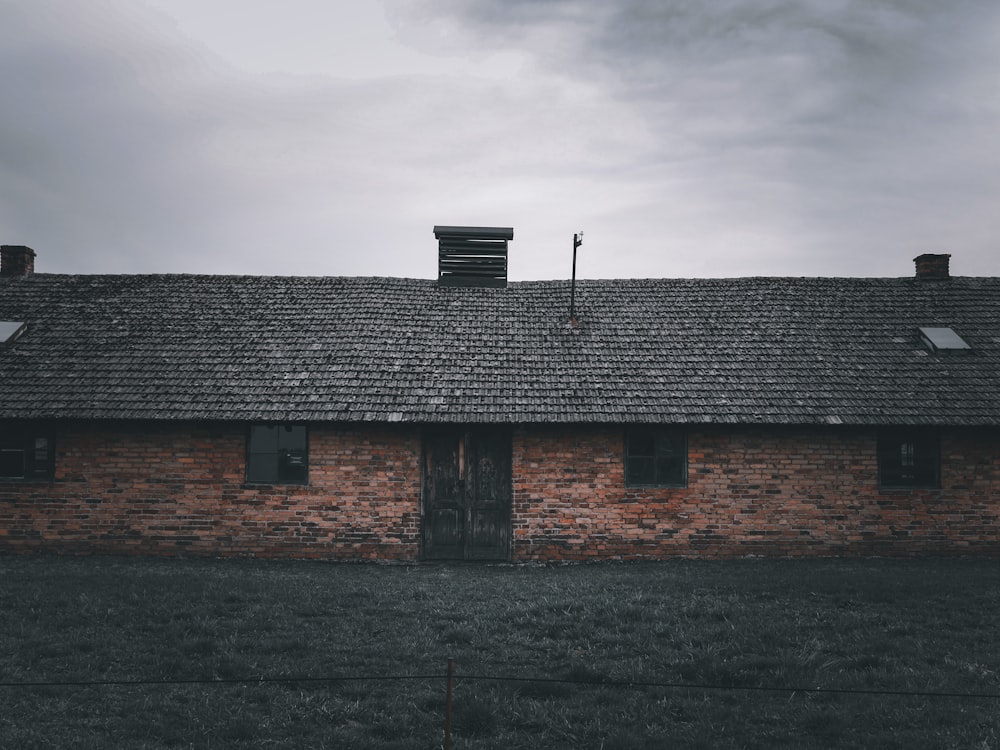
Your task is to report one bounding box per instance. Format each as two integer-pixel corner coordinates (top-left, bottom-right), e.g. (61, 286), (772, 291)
(1, 273), (999, 425)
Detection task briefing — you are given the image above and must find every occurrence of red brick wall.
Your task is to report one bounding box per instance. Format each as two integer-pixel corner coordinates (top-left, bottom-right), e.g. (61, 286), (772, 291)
(0, 422), (422, 559)
(1, 422), (998, 559)
(511, 425), (1000, 560)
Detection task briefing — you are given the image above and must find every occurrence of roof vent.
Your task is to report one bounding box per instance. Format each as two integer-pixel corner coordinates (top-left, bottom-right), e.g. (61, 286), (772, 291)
(914, 253), (950, 280)
(919, 326), (970, 354)
(434, 226), (512, 288)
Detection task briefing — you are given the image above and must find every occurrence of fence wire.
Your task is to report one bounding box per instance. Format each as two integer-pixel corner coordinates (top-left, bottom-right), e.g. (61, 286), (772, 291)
(2, 669), (999, 702)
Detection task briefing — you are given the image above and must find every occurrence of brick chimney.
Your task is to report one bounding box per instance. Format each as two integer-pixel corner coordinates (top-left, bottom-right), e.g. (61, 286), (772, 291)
(1, 246), (36, 277)
(914, 253), (950, 280)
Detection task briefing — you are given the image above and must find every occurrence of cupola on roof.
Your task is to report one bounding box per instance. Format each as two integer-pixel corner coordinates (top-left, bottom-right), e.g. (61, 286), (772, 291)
(434, 226), (512, 288)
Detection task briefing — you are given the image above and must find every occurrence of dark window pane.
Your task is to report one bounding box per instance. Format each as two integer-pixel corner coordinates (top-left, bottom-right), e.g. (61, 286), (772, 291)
(627, 456), (655, 486)
(899, 441), (915, 467)
(278, 425), (306, 452)
(913, 464), (936, 487)
(279, 450), (308, 482)
(627, 428), (686, 487)
(248, 426), (278, 482)
(1, 449), (25, 478)
(657, 432), (682, 457)
(250, 425), (278, 453)
(0, 425), (53, 480)
(246, 452), (278, 483)
(629, 433), (656, 457)
(30, 437), (51, 478)
(656, 455), (682, 485)
(879, 431), (938, 488)
(247, 425), (307, 484)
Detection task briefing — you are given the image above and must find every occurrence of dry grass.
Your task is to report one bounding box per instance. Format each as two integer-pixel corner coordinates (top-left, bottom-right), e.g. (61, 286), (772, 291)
(1, 555), (999, 748)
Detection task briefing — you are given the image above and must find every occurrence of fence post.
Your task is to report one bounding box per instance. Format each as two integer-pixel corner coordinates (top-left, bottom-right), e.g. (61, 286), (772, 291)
(444, 657), (455, 750)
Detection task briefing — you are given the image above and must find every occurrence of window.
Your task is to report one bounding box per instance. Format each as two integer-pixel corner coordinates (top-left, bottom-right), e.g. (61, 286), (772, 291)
(919, 327), (970, 354)
(247, 425), (308, 484)
(878, 430), (939, 489)
(626, 428), (686, 487)
(0, 425), (54, 480)
(1, 321), (26, 344)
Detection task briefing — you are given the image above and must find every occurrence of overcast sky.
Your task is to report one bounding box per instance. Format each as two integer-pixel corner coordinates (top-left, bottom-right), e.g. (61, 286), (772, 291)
(2, 0), (998, 280)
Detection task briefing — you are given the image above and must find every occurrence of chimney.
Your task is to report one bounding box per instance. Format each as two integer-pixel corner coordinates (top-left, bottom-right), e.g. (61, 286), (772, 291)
(434, 226), (512, 288)
(1, 245), (36, 277)
(914, 253), (950, 280)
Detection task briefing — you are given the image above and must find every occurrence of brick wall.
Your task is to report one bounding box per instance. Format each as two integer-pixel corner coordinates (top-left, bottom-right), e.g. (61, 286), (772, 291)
(1, 422), (998, 559)
(512, 425), (1000, 560)
(0, 422), (422, 559)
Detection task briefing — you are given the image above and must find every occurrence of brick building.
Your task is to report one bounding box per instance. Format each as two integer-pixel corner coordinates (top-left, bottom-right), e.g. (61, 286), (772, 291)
(1, 231), (999, 561)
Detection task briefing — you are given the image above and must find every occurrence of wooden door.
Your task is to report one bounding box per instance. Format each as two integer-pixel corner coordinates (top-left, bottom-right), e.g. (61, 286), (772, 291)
(422, 430), (465, 560)
(423, 428), (511, 561)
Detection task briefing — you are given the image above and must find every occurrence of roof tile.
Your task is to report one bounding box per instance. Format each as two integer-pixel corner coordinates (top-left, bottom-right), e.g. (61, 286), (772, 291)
(1, 273), (999, 425)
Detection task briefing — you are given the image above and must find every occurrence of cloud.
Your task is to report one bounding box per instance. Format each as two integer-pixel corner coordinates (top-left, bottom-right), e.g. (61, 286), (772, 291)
(1, 0), (997, 280)
(0, 2), (242, 270)
(390, 0), (1000, 275)
(0, 1), (653, 278)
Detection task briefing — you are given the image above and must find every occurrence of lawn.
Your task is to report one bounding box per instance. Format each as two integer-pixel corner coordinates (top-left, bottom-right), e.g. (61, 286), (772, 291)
(1, 555), (999, 749)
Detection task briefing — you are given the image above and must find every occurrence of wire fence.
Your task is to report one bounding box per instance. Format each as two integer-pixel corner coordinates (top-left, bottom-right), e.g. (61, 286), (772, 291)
(4, 659), (1000, 748)
(4, 664), (1000, 699)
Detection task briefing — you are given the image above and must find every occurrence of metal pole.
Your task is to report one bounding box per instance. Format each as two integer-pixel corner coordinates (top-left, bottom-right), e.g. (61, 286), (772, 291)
(444, 657), (455, 750)
(570, 232), (583, 322)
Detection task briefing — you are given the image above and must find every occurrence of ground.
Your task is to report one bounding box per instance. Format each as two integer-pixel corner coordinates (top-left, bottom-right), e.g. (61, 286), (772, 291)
(1, 555), (999, 748)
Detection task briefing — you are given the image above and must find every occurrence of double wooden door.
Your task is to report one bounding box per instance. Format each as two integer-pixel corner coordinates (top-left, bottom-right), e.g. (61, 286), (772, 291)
(422, 428), (511, 561)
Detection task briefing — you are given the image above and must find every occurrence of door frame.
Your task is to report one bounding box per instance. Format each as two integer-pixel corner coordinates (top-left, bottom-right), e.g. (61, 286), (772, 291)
(421, 426), (512, 561)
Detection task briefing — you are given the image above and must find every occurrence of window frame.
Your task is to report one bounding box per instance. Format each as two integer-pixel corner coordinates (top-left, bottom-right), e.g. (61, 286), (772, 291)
(245, 424), (309, 485)
(877, 429), (940, 490)
(0, 423), (55, 481)
(625, 427), (687, 488)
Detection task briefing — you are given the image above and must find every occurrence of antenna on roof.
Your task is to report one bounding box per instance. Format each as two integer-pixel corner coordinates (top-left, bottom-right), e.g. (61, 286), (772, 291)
(570, 231), (583, 324)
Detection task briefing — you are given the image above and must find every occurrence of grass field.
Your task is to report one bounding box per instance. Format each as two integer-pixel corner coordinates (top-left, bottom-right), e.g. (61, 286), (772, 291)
(1, 555), (999, 749)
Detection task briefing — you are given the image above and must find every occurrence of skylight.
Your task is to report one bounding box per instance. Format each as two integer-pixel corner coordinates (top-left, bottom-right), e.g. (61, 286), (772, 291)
(919, 327), (971, 354)
(0, 321), (25, 344)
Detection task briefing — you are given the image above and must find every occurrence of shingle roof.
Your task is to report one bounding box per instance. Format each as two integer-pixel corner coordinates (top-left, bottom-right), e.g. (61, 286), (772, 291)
(1, 273), (999, 425)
